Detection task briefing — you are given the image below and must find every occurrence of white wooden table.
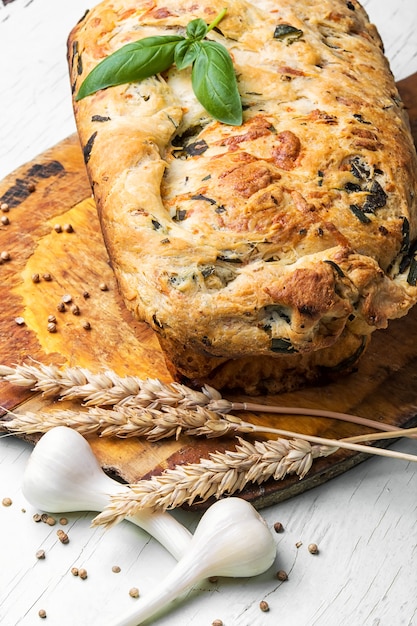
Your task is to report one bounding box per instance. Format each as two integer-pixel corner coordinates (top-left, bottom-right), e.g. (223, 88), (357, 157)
(1, 1), (416, 625)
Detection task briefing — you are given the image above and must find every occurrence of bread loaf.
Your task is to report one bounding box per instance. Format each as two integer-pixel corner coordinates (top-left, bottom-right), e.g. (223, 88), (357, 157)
(68, 0), (417, 394)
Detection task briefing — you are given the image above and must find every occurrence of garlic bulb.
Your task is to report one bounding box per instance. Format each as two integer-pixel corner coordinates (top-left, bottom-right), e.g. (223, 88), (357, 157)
(21, 426), (192, 560)
(115, 497), (277, 625)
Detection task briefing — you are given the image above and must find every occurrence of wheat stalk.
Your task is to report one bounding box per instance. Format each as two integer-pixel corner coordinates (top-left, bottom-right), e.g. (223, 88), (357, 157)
(92, 436), (338, 525)
(0, 361), (410, 437)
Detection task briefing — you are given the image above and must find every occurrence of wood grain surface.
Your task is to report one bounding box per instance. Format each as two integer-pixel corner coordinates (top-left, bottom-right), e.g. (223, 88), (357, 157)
(1, 73), (417, 508)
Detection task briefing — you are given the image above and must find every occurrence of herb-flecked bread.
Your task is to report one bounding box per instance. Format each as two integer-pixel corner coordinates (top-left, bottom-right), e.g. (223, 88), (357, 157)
(68, 0), (417, 394)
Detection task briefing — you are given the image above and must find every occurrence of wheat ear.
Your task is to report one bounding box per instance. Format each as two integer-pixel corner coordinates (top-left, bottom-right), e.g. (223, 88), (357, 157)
(92, 437), (337, 525)
(0, 361), (410, 436)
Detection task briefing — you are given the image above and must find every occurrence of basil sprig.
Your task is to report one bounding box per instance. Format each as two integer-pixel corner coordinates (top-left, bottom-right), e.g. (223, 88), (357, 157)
(76, 8), (242, 126)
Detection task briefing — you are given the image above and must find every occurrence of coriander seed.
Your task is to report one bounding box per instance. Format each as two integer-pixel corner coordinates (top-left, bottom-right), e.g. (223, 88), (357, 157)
(32, 513), (42, 523)
(28, 182), (36, 192)
(54, 224), (62, 233)
(38, 608), (47, 619)
(32, 273), (41, 283)
(71, 567), (79, 576)
(47, 322), (57, 333)
(47, 315), (57, 324)
(36, 549), (46, 560)
(276, 569), (288, 581)
(59, 517), (68, 525)
(1, 215), (9, 225)
(42, 273), (52, 281)
(79, 568), (88, 579)
(2, 497), (12, 507)
(129, 587), (139, 598)
(260, 600), (269, 612)
(56, 302), (66, 312)
(71, 304), (80, 316)
(308, 543), (319, 554)
(63, 223), (74, 233)
(1, 251), (11, 261)
(14, 317), (25, 325)
(62, 294), (72, 303)
(56, 529), (69, 544)
(0, 202), (9, 211)
(99, 282), (108, 291)
(45, 516), (56, 526)
(112, 565), (121, 573)
(83, 291), (90, 299)
(82, 320), (91, 330)
(273, 521), (284, 533)
(212, 620), (223, 626)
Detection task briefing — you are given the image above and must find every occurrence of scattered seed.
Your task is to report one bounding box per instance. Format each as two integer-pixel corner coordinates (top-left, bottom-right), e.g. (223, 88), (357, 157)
(0, 202), (9, 211)
(54, 224), (62, 233)
(1, 251), (11, 261)
(1, 215), (9, 225)
(273, 521), (284, 533)
(62, 294), (72, 304)
(59, 517), (68, 526)
(82, 320), (91, 330)
(99, 282), (108, 291)
(71, 304), (80, 316)
(208, 576), (218, 583)
(112, 565), (121, 574)
(83, 291), (90, 299)
(32, 273), (41, 283)
(308, 543), (319, 555)
(56, 529), (69, 544)
(47, 315), (57, 324)
(33, 513), (42, 523)
(276, 570), (288, 581)
(129, 587), (139, 598)
(21, 508), (26, 513)
(14, 317), (25, 326)
(42, 273), (52, 281)
(36, 549), (46, 560)
(212, 620), (223, 626)
(63, 223), (74, 233)
(45, 516), (56, 526)
(259, 600), (269, 612)
(78, 568), (88, 579)
(295, 541), (303, 549)
(38, 609), (47, 619)
(40, 513), (49, 523)
(47, 322), (57, 333)
(28, 182), (36, 193)
(56, 302), (66, 312)
(71, 567), (79, 577)
(2, 497), (12, 507)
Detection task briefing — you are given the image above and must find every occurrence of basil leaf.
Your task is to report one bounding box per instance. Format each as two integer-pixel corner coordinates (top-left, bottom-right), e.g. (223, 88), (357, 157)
(174, 40), (199, 70)
(273, 24), (303, 43)
(186, 17), (208, 40)
(191, 41), (242, 125)
(76, 35), (184, 100)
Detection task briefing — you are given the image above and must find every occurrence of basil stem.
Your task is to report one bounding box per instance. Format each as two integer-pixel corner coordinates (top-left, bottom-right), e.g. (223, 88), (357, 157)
(192, 40), (242, 126)
(76, 35), (184, 100)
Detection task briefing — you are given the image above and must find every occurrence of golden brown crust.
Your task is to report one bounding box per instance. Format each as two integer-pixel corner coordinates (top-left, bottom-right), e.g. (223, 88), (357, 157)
(68, 0), (417, 393)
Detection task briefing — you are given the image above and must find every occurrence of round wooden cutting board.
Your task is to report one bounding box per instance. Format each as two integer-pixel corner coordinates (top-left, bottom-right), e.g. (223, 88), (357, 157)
(1, 74), (417, 510)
